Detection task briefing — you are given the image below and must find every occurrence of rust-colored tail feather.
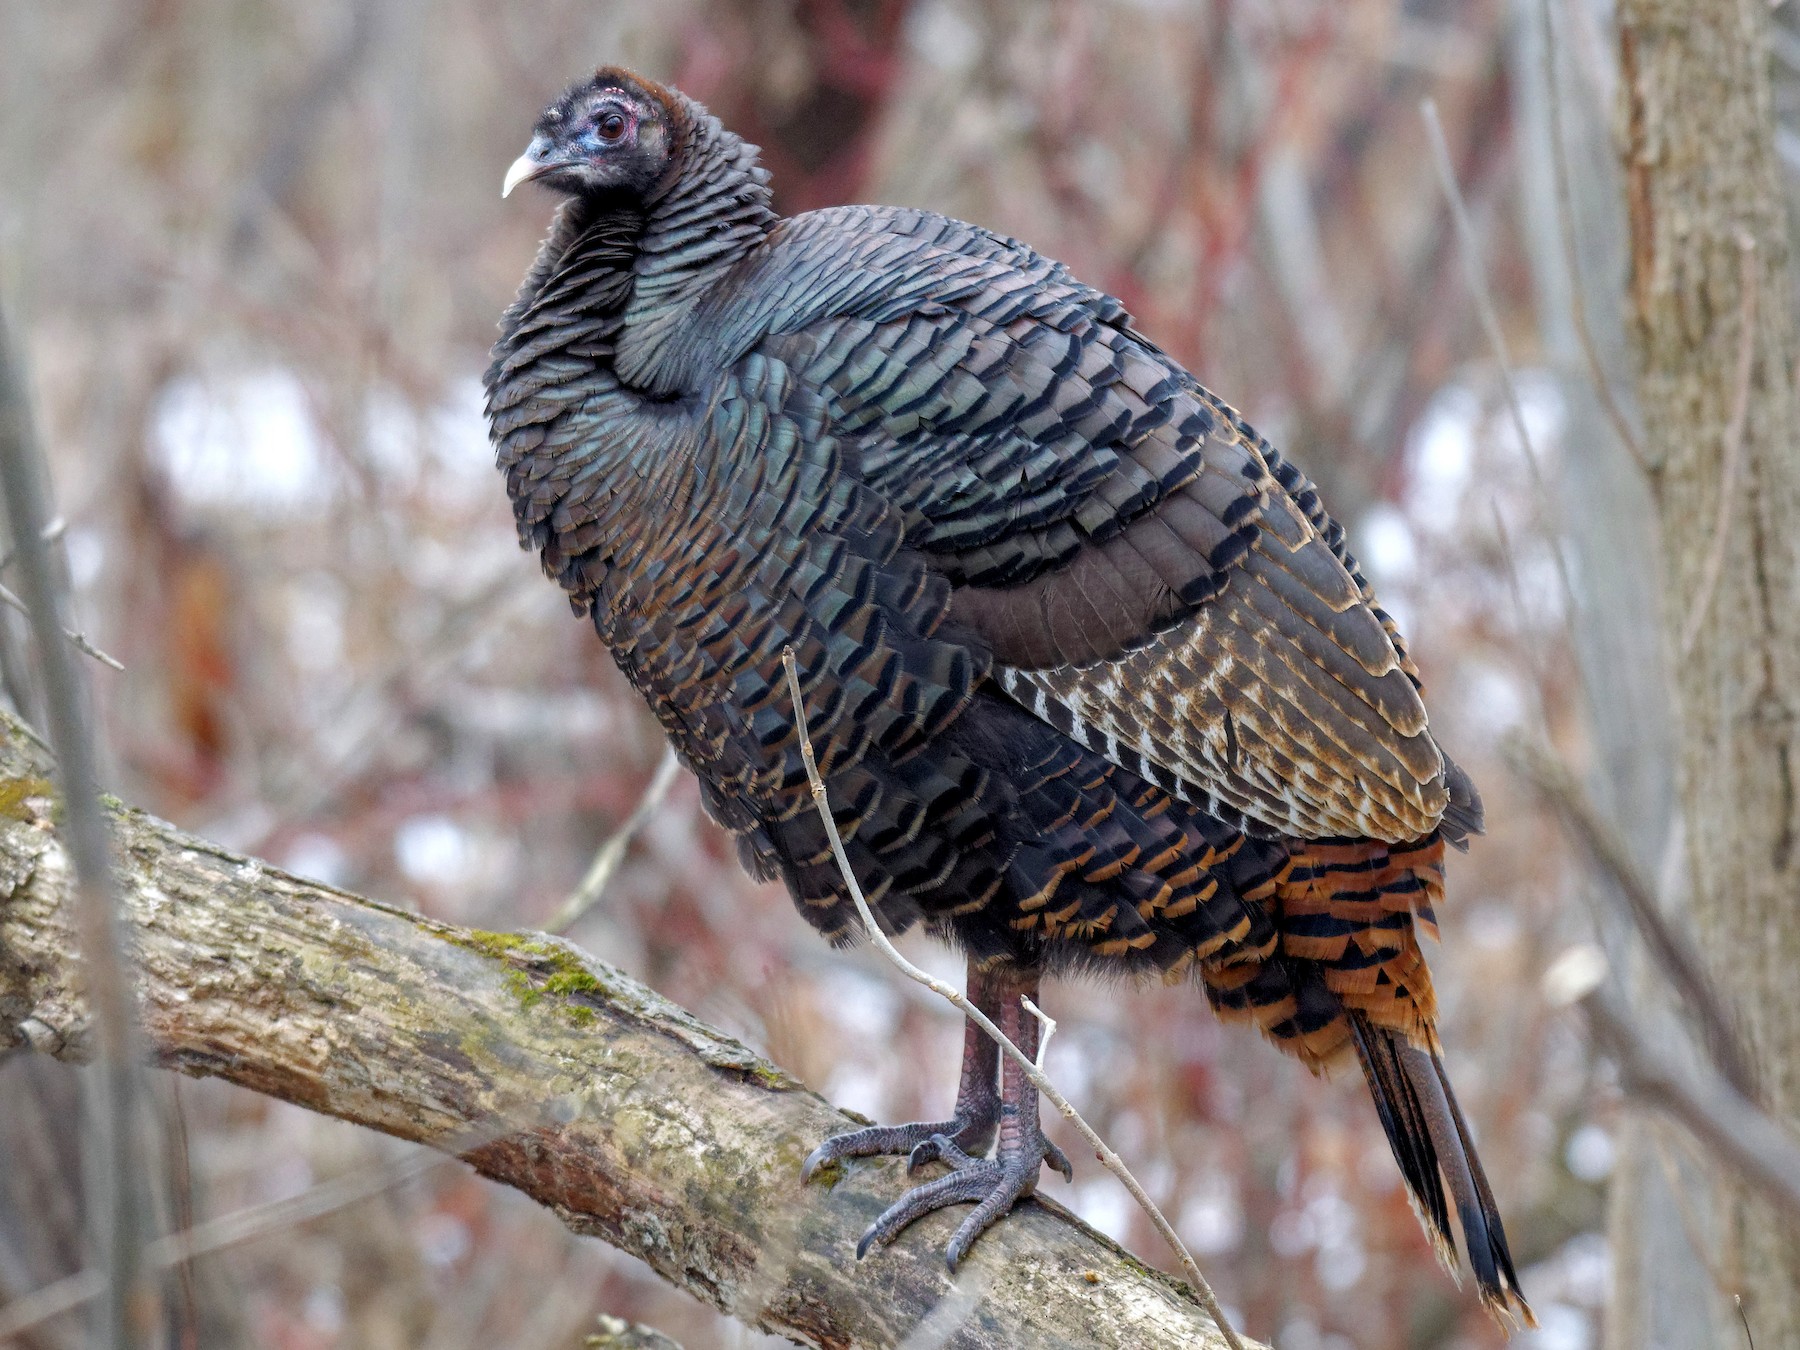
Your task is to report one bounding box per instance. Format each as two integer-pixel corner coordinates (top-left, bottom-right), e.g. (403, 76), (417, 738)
(1350, 1014), (1535, 1329)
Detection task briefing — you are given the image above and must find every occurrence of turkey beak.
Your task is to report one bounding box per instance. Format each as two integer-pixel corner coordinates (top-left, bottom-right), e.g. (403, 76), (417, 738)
(502, 138), (559, 198)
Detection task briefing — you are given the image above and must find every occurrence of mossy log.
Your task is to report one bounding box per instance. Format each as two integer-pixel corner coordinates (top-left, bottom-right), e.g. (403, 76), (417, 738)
(0, 710), (1261, 1349)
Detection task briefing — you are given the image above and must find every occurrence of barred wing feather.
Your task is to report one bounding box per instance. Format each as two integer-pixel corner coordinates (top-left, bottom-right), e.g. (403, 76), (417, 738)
(752, 215), (1456, 843)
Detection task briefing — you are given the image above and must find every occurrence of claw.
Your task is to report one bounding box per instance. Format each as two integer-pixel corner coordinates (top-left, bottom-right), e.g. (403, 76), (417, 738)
(858, 1163), (1004, 1260)
(801, 1104), (1000, 1189)
(852, 1133), (1062, 1267)
(807, 965), (1059, 1269)
(802, 1119), (965, 1184)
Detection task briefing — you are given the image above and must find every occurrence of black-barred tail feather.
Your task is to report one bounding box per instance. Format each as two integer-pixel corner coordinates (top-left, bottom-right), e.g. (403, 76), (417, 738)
(1351, 1014), (1535, 1328)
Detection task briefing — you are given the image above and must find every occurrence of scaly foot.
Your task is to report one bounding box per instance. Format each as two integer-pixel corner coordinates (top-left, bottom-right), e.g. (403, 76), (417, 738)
(855, 1129), (1072, 1271)
(800, 1101), (999, 1183)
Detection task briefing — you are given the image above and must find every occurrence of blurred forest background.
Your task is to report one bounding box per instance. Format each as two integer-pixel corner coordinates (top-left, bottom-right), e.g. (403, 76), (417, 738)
(2, 0), (1795, 1347)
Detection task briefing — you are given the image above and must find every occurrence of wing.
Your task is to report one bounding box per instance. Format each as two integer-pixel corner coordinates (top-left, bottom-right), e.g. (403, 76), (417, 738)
(748, 211), (1463, 843)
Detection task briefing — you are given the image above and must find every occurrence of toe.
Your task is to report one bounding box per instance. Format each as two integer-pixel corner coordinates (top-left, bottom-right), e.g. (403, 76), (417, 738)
(857, 1165), (999, 1257)
(942, 1168), (1033, 1271)
(801, 1118), (974, 1185)
(908, 1133), (978, 1175)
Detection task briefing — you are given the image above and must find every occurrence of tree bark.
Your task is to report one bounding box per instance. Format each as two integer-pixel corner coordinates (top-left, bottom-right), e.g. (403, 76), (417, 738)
(0, 709), (1261, 1350)
(1503, 10), (1722, 1339)
(1614, 1), (1800, 1339)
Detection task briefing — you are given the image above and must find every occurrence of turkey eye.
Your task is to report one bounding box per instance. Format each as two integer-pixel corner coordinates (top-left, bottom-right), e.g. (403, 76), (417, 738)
(597, 112), (627, 142)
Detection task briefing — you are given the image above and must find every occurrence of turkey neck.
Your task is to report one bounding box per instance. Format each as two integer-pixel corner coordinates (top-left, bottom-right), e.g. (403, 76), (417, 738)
(487, 103), (785, 609)
(616, 101), (776, 391)
(511, 100), (777, 401)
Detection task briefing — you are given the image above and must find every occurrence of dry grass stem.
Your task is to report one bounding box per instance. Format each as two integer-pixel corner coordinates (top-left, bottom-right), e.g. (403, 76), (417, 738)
(1424, 97), (1585, 664)
(1422, 98), (1547, 494)
(1021, 995), (1054, 1073)
(779, 647), (1247, 1350)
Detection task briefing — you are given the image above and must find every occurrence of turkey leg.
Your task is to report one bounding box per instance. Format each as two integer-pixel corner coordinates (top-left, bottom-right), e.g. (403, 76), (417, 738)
(805, 963), (1072, 1271)
(801, 962), (1006, 1178)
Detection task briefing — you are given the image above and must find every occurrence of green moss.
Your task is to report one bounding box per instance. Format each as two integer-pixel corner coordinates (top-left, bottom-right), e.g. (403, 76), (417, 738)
(747, 1062), (791, 1089)
(456, 929), (535, 959)
(1117, 1254), (1157, 1281)
(543, 968), (604, 998)
(449, 928), (611, 1026)
(0, 775), (55, 822)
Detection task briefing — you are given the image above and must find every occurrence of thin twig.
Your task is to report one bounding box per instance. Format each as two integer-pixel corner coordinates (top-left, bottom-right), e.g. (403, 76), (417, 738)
(1422, 98), (1547, 496)
(547, 744), (681, 934)
(1574, 979), (1800, 1222)
(1503, 734), (1756, 1097)
(0, 1148), (451, 1340)
(1021, 995), (1054, 1074)
(1423, 97), (1585, 661)
(0, 578), (125, 671)
(1678, 233), (1759, 657)
(1538, 0), (1651, 474)
(0, 305), (154, 1346)
(779, 648), (1246, 1350)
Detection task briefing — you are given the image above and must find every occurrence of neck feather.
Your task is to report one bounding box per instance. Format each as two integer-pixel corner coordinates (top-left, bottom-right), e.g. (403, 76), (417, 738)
(615, 101), (776, 388)
(487, 197), (643, 386)
(491, 96), (775, 399)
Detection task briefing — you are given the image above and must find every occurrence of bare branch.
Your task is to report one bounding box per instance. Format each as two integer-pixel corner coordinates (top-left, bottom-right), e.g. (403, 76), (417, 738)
(1503, 734), (1756, 1097)
(0, 579), (124, 672)
(0, 707), (1262, 1350)
(779, 648), (1248, 1350)
(1578, 981), (1800, 1220)
(0, 303), (154, 1345)
(548, 744), (682, 934)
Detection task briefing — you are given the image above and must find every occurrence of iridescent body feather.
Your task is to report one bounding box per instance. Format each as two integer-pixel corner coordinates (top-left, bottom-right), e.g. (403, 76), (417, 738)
(487, 68), (1530, 1324)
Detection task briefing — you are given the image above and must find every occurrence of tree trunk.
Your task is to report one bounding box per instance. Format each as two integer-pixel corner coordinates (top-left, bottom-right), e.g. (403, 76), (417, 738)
(1614, 1), (1800, 1340)
(1507, 4), (1723, 1341)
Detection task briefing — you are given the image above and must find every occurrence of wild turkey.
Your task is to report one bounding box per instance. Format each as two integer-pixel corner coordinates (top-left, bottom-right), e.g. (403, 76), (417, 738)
(487, 67), (1532, 1324)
